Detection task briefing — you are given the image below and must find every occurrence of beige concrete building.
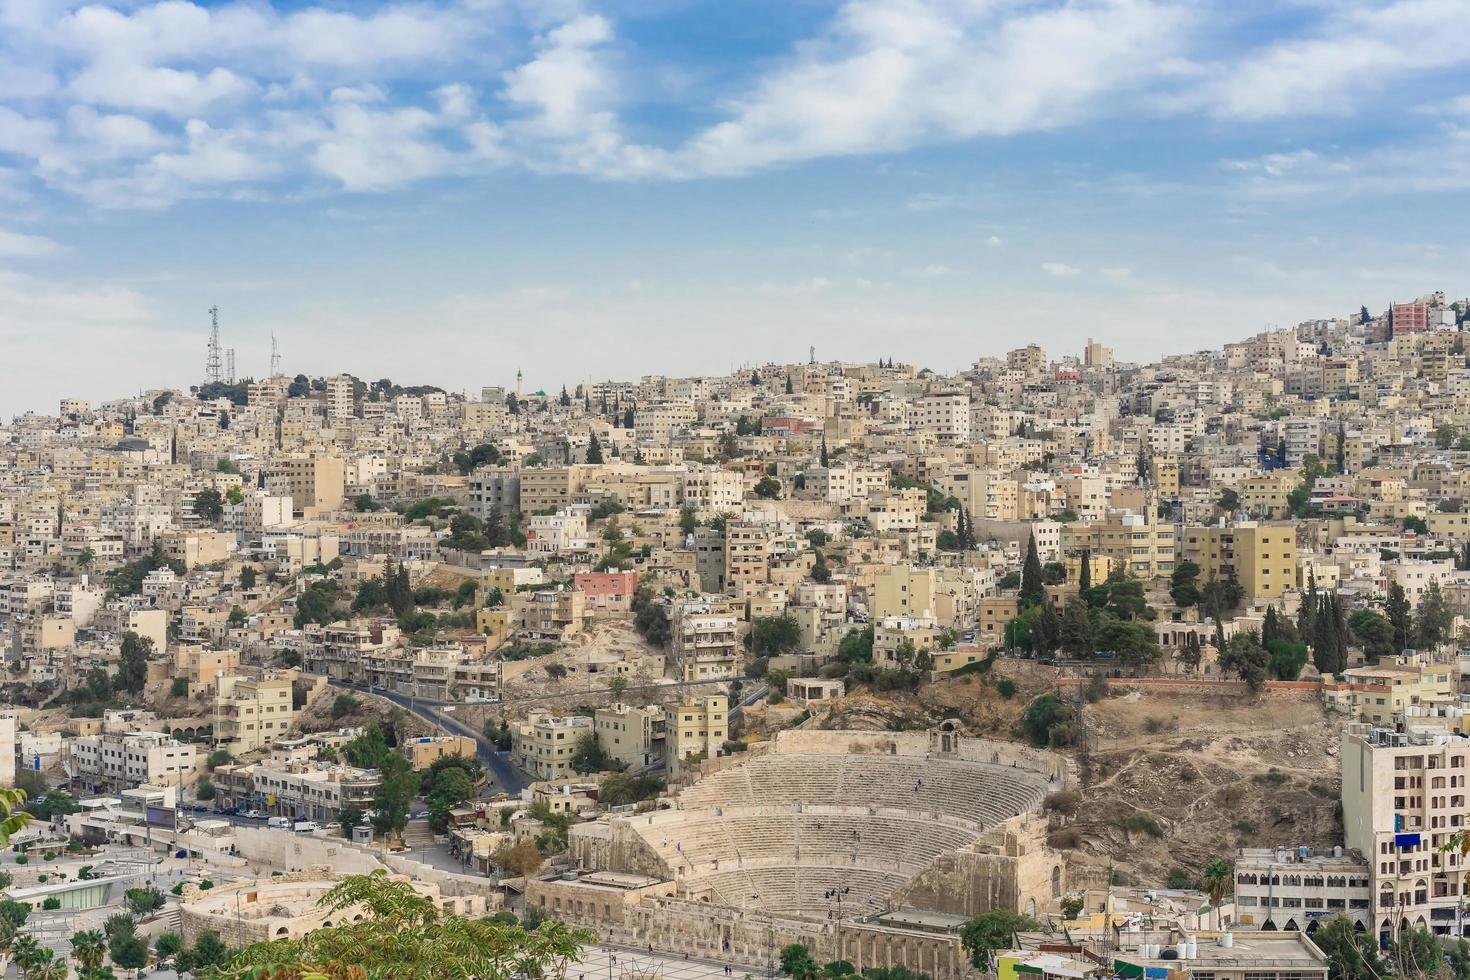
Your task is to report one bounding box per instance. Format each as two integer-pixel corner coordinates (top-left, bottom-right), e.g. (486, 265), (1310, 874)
(1179, 521), (1298, 599)
(213, 674), (297, 754)
(668, 695), (727, 769)
(512, 711), (594, 781)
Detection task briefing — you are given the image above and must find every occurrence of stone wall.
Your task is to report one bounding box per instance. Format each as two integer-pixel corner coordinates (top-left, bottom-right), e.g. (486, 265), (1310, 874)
(890, 815), (1064, 919)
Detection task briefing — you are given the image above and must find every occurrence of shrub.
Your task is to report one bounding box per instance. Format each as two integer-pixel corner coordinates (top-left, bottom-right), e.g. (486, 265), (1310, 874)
(1120, 814), (1164, 838)
(14, 856), (27, 865)
(1085, 671), (1108, 703)
(1043, 790), (1082, 816)
(42, 896), (61, 910)
(996, 678), (1017, 699)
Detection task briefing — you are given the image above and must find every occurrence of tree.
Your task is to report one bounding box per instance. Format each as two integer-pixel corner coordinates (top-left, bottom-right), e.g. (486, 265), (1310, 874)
(1415, 580), (1453, 650)
(585, 432), (604, 464)
(125, 884), (165, 915)
(1220, 633), (1269, 692)
(223, 871), (590, 978)
(153, 932), (183, 959)
(1059, 601), (1093, 657)
(780, 943), (820, 980)
(1020, 533), (1045, 608)
(811, 549), (831, 583)
(239, 565), (257, 589)
(1392, 926), (1442, 980)
(753, 476), (781, 499)
(1169, 561), (1201, 608)
(1349, 608), (1395, 661)
(371, 754), (418, 845)
(339, 805), (366, 838)
(1267, 639), (1309, 680)
(1386, 582), (1412, 651)
(491, 838), (544, 877)
(116, 631), (152, 694)
(608, 675), (630, 699)
(1033, 600), (1061, 656)
(1200, 859), (1232, 929)
(1021, 695), (1076, 747)
(570, 734), (615, 775)
(1312, 915), (1384, 980)
(960, 910), (1041, 970)
(72, 928), (108, 971)
(110, 933), (149, 973)
(750, 615), (802, 658)
(193, 487), (224, 522)
(1217, 488), (1240, 513)
(1077, 550), (1092, 592)
(12, 934), (51, 975)
(678, 507), (698, 536)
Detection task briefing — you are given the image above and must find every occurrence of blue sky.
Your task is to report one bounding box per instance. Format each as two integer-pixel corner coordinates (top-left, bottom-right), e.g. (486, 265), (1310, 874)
(3, 0), (1470, 417)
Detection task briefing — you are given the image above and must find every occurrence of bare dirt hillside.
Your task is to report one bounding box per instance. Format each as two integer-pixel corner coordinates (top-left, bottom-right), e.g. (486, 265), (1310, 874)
(1063, 688), (1340, 887)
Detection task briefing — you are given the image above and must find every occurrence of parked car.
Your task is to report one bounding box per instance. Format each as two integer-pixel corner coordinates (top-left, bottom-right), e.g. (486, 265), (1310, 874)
(242, 809), (264, 820)
(293, 820), (320, 834)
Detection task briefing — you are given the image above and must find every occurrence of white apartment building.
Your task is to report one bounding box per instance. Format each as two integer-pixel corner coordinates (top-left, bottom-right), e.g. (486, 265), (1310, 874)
(1342, 724), (1470, 942)
(1232, 848), (1373, 933)
(912, 391), (971, 445)
(68, 730), (201, 793)
(512, 711), (594, 781)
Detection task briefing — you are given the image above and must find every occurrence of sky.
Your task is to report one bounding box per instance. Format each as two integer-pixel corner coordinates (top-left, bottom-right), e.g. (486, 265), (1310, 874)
(3, 0), (1470, 418)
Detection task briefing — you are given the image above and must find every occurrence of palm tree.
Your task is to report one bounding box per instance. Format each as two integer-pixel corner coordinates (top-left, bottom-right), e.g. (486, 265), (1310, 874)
(0, 917), (17, 976)
(1202, 859), (1233, 929)
(28, 958), (69, 980)
(11, 934), (48, 976)
(71, 930), (107, 973)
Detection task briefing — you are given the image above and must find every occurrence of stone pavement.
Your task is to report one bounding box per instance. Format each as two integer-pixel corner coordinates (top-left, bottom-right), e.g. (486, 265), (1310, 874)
(573, 944), (779, 980)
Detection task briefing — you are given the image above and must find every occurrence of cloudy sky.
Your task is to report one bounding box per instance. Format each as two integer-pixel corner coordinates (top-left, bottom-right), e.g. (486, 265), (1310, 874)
(2, 0), (1469, 417)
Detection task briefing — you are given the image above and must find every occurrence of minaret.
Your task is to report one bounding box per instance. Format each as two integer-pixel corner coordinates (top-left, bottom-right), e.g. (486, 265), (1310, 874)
(516, 369), (523, 399)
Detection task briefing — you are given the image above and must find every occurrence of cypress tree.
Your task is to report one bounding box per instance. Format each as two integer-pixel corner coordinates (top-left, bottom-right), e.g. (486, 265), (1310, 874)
(586, 432), (604, 464)
(1078, 549), (1092, 592)
(1020, 533), (1045, 608)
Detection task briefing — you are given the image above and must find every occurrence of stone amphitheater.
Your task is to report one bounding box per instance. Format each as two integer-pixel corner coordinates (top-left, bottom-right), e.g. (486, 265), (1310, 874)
(556, 726), (1071, 977)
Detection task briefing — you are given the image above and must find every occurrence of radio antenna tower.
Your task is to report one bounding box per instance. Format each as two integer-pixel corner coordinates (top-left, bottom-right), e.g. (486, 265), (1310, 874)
(270, 333), (281, 377)
(205, 305), (224, 384)
(226, 348), (236, 384)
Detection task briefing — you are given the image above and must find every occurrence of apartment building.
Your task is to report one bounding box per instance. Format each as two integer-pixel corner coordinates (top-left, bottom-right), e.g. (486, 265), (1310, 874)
(673, 600), (740, 682)
(268, 454), (346, 513)
(213, 674), (297, 754)
(512, 711), (594, 781)
(1232, 848), (1373, 932)
(68, 730), (201, 793)
(214, 760), (379, 823)
(1342, 724), (1470, 941)
(668, 695), (728, 771)
(593, 702), (662, 771)
(1179, 521), (1298, 599)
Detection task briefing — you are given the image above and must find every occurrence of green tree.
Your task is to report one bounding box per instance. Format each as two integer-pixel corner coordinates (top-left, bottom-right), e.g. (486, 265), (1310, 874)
(72, 928), (108, 971)
(1169, 560), (1201, 607)
(1059, 601), (1093, 657)
(339, 805), (366, 838)
(116, 631), (152, 694)
(750, 615), (802, 657)
(1311, 915), (1384, 980)
(780, 943), (820, 980)
(753, 476), (781, 499)
(585, 432), (604, 464)
(960, 909), (1041, 970)
(608, 675), (630, 699)
(1349, 608), (1395, 661)
(193, 487), (224, 522)
(1220, 633), (1269, 692)
(1267, 639), (1309, 680)
(222, 871), (592, 977)
(1200, 859), (1232, 929)
(1021, 695), (1075, 747)
(1019, 533), (1045, 608)
(371, 754), (418, 845)
(570, 734), (616, 775)
(109, 933), (149, 973)
(125, 884), (165, 915)
(239, 565), (257, 589)
(154, 932), (183, 959)
(1386, 582), (1412, 651)
(1414, 580), (1453, 650)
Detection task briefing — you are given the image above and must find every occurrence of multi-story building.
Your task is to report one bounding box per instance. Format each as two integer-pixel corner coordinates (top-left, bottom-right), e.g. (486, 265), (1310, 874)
(1342, 723), (1470, 942)
(213, 674), (297, 754)
(1231, 848), (1373, 932)
(593, 702), (662, 771)
(512, 711), (594, 781)
(214, 760), (379, 823)
(668, 695), (727, 771)
(1179, 521), (1298, 599)
(68, 730), (201, 794)
(673, 600), (740, 682)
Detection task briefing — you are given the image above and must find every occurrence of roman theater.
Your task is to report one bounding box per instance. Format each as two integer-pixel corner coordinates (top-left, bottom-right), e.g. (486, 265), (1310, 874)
(533, 725), (1070, 977)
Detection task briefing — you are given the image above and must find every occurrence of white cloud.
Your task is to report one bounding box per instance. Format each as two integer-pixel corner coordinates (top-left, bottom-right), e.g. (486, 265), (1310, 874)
(0, 229), (65, 259)
(1041, 262), (1079, 277)
(985, 235), (1004, 247)
(677, 0), (1186, 175)
(1195, 0), (1470, 120)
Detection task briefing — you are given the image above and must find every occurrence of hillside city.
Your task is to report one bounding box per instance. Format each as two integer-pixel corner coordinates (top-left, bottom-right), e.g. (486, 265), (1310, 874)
(2, 291), (1470, 979)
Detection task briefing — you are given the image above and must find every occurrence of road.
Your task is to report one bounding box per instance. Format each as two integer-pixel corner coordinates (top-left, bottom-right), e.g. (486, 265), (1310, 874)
(332, 673), (767, 797)
(332, 680), (528, 794)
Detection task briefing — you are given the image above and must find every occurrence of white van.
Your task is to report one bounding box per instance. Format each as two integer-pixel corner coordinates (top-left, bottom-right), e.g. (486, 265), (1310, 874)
(267, 816), (291, 830)
(293, 820), (320, 833)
